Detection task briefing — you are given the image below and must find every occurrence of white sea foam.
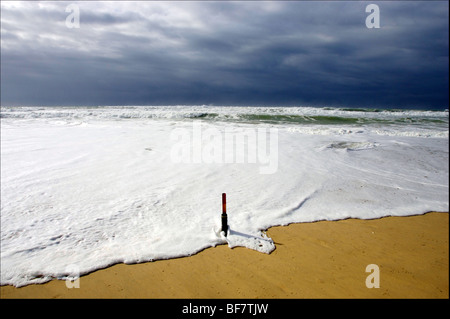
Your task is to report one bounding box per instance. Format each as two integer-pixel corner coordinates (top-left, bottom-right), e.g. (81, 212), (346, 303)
(1, 106), (448, 286)
(1, 105), (448, 121)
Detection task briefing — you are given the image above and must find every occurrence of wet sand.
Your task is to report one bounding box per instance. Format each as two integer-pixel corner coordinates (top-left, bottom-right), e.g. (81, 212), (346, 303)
(1, 212), (448, 299)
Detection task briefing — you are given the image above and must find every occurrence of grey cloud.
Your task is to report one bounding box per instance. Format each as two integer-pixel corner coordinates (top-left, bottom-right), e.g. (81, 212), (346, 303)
(1, 1), (448, 108)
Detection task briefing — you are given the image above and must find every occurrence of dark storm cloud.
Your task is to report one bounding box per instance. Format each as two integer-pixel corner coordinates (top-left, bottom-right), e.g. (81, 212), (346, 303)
(1, 1), (448, 109)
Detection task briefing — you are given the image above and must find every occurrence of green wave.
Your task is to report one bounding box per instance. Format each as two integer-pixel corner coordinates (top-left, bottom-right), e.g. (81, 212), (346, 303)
(237, 114), (379, 125)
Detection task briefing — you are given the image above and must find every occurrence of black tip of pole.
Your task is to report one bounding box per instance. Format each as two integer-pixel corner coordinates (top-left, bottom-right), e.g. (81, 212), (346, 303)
(221, 214), (228, 236)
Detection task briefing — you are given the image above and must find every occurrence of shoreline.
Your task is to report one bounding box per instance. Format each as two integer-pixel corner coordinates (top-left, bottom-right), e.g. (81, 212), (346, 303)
(1, 211), (448, 299)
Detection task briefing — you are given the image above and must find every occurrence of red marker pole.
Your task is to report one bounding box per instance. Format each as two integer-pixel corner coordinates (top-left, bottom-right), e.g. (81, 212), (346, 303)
(221, 193), (228, 236)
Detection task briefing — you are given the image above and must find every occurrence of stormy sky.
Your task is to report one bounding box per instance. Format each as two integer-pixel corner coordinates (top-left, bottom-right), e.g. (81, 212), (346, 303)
(1, 1), (448, 109)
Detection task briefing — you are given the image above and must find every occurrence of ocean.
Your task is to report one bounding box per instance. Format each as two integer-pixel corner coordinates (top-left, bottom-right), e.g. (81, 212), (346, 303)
(1, 105), (448, 287)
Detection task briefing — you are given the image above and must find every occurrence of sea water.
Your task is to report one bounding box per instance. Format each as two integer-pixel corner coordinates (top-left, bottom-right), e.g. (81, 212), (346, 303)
(1, 106), (448, 287)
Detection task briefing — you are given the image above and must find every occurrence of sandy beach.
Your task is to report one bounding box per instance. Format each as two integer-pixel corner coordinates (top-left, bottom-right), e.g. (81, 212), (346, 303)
(1, 211), (448, 299)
